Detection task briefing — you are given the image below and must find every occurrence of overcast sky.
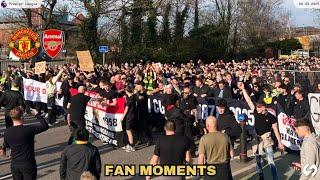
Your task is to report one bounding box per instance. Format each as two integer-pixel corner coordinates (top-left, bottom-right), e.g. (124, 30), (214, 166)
(284, 0), (319, 27)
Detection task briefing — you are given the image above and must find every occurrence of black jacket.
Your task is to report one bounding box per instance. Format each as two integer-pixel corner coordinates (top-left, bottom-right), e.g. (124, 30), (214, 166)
(3, 114), (48, 163)
(214, 87), (233, 99)
(217, 109), (242, 138)
(165, 106), (185, 135)
(293, 98), (310, 120)
(70, 93), (91, 129)
(276, 94), (294, 116)
(179, 94), (198, 123)
(60, 80), (77, 108)
(0, 89), (25, 113)
(60, 143), (101, 180)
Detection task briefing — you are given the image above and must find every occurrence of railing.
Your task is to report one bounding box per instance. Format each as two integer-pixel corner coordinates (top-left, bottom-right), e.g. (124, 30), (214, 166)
(261, 69), (320, 93)
(0, 60), (68, 72)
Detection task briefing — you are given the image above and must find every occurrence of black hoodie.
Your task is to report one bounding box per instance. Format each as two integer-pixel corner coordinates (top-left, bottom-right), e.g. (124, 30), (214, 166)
(165, 106), (185, 136)
(217, 109), (242, 138)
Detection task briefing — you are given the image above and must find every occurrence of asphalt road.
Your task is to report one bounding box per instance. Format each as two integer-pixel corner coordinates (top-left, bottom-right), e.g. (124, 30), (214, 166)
(0, 112), (158, 180)
(0, 111), (301, 180)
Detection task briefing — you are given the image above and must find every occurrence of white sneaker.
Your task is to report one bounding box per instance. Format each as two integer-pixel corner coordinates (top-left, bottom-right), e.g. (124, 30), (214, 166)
(48, 123), (54, 127)
(125, 145), (135, 152)
(122, 144), (130, 150)
(54, 121), (59, 124)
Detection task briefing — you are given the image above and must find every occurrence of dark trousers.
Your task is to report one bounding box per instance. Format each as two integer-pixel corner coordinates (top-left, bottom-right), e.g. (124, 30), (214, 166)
(68, 124), (76, 145)
(184, 122), (195, 155)
(47, 107), (56, 124)
(62, 108), (69, 122)
(122, 120), (129, 146)
(56, 106), (64, 117)
(136, 115), (152, 142)
(11, 162), (37, 180)
(47, 97), (57, 124)
(35, 102), (47, 113)
(68, 122), (84, 145)
(198, 119), (206, 136)
(204, 163), (232, 180)
(5, 114), (13, 128)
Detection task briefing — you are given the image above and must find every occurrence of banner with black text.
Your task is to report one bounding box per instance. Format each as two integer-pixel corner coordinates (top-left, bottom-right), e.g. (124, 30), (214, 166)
(83, 91), (125, 146)
(308, 93), (320, 135)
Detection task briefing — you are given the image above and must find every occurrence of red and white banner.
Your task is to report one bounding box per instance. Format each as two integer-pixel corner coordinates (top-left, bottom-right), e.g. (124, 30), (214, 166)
(278, 112), (302, 151)
(70, 90), (126, 146)
(23, 79), (125, 146)
(23, 78), (63, 106)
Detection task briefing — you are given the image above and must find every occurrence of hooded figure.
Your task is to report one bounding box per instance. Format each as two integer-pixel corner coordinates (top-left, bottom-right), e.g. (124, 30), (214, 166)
(216, 99), (242, 146)
(164, 94), (186, 136)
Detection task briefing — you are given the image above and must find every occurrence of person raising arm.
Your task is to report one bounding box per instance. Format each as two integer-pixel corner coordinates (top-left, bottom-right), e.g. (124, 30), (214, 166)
(238, 81), (284, 180)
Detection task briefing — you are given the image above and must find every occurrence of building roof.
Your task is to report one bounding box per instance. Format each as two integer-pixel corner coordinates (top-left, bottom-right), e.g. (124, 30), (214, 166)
(0, 22), (21, 30)
(293, 26), (320, 37)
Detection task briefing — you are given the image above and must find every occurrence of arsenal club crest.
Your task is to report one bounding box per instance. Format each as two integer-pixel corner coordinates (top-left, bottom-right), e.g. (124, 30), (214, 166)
(9, 29), (40, 59)
(42, 29), (65, 58)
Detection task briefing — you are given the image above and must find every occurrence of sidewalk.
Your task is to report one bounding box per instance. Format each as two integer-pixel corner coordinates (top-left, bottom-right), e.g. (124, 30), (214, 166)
(187, 150), (299, 180)
(189, 139), (300, 180)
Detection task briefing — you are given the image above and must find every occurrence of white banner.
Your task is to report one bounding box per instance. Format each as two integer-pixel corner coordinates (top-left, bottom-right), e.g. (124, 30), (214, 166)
(23, 78), (63, 106)
(278, 112), (302, 151)
(85, 106), (123, 146)
(0, 0), (42, 9)
(308, 93), (320, 135)
(84, 92), (125, 146)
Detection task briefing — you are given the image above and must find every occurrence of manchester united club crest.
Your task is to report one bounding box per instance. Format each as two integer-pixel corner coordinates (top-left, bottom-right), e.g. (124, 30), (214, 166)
(9, 29), (40, 59)
(42, 29), (65, 58)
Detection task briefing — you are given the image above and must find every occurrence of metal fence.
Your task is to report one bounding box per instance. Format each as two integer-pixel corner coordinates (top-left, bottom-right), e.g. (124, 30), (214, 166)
(0, 48), (9, 59)
(0, 60), (68, 72)
(261, 69), (320, 94)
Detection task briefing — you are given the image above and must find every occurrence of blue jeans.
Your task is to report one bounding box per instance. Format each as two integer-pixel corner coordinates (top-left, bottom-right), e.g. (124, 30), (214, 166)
(255, 146), (278, 180)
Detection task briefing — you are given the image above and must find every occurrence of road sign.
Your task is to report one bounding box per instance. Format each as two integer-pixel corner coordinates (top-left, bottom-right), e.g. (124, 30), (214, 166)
(99, 46), (109, 53)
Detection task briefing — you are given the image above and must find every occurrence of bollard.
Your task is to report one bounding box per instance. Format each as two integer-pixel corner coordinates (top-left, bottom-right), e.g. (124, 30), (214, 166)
(238, 114), (248, 163)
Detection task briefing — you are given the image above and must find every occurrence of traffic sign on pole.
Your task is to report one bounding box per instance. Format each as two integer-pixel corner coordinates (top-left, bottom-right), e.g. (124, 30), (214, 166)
(99, 46), (109, 53)
(99, 46), (109, 65)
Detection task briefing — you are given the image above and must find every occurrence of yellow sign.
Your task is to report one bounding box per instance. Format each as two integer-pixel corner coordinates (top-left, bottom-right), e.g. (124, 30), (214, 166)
(34, 61), (46, 74)
(279, 55), (297, 60)
(296, 36), (310, 50)
(76, 50), (94, 72)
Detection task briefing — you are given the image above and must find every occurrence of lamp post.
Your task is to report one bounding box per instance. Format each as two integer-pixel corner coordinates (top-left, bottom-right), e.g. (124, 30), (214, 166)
(238, 114), (248, 163)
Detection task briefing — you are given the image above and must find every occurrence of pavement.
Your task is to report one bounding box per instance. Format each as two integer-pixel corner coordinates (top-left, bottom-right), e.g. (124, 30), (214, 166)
(0, 111), (300, 180)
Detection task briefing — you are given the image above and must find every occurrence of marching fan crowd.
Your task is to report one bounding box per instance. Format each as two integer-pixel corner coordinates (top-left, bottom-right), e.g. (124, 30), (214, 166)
(0, 58), (320, 180)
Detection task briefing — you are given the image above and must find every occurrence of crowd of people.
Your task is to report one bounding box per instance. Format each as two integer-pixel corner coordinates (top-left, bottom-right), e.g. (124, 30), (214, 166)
(0, 57), (319, 180)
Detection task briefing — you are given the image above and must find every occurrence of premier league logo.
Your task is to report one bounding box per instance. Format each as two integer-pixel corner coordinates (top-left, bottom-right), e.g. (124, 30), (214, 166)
(1, 0), (7, 8)
(42, 29), (65, 58)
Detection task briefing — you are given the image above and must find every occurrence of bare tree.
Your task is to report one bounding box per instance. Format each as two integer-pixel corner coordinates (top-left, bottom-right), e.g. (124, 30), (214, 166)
(2, 0), (58, 30)
(236, 0), (291, 49)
